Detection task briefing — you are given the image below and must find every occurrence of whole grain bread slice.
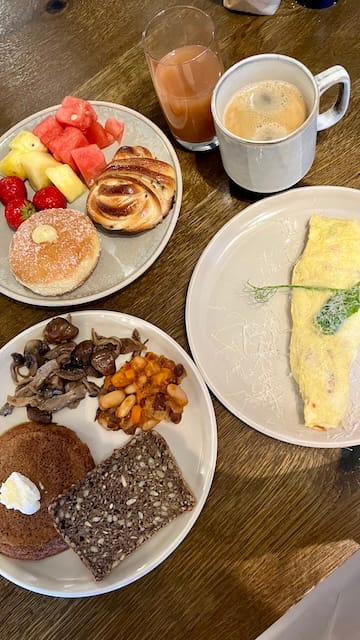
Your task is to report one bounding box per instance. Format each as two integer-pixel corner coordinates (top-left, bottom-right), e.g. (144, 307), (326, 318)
(48, 430), (196, 581)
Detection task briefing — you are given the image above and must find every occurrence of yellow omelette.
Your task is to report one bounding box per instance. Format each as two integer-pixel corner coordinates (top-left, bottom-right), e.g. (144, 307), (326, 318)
(290, 215), (360, 429)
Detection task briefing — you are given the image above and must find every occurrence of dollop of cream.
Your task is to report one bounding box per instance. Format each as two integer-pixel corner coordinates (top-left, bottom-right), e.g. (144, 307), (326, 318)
(0, 471), (41, 515)
(31, 224), (58, 244)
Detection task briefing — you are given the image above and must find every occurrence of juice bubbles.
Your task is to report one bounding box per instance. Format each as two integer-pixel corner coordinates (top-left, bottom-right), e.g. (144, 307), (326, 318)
(153, 45), (223, 144)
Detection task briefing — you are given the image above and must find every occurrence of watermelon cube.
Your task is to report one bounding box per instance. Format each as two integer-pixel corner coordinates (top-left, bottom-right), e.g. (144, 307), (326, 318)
(33, 116), (64, 147)
(105, 118), (125, 144)
(85, 120), (114, 149)
(56, 96), (97, 132)
(71, 144), (107, 187)
(48, 127), (89, 171)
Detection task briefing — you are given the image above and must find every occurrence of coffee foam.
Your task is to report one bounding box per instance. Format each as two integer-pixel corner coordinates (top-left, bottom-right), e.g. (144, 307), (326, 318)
(224, 80), (308, 141)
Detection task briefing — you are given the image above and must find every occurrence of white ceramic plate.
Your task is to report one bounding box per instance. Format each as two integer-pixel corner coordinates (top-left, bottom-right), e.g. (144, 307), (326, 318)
(0, 311), (217, 597)
(0, 102), (182, 307)
(185, 186), (360, 448)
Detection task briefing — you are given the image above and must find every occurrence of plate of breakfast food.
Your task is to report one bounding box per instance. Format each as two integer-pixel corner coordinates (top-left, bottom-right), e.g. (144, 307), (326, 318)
(0, 98), (182, 306)
(185, 185), (360, 447)
(0, 310), (217, 596)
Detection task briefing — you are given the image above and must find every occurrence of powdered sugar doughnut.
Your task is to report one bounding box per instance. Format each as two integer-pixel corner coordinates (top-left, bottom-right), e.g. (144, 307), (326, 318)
(9, 208), (101, 296)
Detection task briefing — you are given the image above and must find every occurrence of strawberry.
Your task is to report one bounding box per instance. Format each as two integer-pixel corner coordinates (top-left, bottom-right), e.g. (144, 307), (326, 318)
(0, 176), (27, 205)
(4, 198), (35, 230)
(32, 185), (67, 211)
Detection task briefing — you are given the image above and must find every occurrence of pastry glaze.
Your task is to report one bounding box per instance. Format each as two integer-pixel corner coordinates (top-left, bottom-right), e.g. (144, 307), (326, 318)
(86, 146), (176, 233)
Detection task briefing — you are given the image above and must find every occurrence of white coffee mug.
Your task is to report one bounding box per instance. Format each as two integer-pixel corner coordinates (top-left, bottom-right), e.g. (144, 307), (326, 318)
(211, 54), (350, 193)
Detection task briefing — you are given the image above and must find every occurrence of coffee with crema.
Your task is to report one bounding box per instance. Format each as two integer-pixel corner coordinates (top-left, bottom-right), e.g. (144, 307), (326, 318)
(223, 80), (308, 141)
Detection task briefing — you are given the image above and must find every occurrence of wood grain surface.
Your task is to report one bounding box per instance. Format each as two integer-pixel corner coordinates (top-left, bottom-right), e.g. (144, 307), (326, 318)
(0, 0), (359, 638)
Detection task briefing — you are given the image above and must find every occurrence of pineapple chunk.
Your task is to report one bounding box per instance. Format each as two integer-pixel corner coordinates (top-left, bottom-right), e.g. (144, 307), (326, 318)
(21, 151), (61, 191)
(0, 149), (27, 179)
(45, 164), (86, 202)
(9, 130), (47, 153)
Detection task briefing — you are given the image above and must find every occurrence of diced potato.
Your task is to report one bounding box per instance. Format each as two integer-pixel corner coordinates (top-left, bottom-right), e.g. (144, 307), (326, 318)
(9, 130), (47, 153)
(0, 149), (27, 179)
(45, 164), (86, 202)
(21, 151), (61, 191)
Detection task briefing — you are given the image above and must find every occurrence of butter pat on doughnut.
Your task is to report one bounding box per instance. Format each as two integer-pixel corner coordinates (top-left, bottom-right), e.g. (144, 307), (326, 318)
(31, 224), (58, 244)
(9, 208), (101, 296)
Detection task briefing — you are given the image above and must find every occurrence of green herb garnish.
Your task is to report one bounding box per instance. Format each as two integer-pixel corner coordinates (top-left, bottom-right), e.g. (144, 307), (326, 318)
(314, 281), (360, 334)
(246, 281), (341, 303)
(246, 281), (360, 335)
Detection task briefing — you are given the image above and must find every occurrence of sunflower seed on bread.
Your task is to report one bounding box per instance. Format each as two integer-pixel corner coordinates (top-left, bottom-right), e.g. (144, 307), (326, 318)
(48, 430), (195, 581)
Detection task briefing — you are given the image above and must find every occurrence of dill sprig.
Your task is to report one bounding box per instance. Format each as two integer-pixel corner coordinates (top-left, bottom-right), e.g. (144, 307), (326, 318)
(245, 281), (341, 303)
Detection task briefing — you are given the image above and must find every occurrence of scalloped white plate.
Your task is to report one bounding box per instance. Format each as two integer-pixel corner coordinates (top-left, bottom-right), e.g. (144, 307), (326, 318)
(186, 186), (360, 448)
(0, 311), (217, 596)
(0, 102), (182, 307)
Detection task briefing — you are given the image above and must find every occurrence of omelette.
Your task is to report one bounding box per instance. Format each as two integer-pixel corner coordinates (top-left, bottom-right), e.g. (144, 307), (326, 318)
(290, 215), (360, 429)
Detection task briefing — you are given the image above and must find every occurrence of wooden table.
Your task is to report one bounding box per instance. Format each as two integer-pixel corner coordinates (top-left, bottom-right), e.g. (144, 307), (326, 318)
(0, 1), (359, 638)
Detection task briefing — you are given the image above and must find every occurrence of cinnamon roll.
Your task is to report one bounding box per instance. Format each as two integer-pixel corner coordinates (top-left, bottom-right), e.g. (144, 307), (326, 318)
(86, 146), (176, 233)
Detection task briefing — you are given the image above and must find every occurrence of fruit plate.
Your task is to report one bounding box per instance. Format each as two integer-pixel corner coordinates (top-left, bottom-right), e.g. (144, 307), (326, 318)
(185, 185), (360, 448)
(0, 102), (182, 307)
(0, 310), (217, 597)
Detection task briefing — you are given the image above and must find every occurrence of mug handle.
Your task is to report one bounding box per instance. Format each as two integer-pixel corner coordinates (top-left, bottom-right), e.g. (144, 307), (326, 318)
(315, 65), (351, 132)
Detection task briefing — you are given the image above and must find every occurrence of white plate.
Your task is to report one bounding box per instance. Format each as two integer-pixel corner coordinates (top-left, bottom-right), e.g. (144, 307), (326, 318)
(0, 102), (182, 307)
(0, 311), (217, 597)
(185, 186), (360, 448)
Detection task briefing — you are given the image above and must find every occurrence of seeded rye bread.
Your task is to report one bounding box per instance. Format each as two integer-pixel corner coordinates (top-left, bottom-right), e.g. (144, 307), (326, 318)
(48, 430), (196, 581)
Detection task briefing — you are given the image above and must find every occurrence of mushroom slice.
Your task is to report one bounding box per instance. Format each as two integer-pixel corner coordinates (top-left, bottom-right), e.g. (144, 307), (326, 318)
(131, 328), (148, 356)
(43, 316), (79, 344)
(26, 405), (53, 424)
(82, 378), (102, 397)
(10, 352), (26, 383)
(57, 367), (86, 382)
(91, 330), (122, 357)
(91, 329), (147, 356)
(44, 342), (77, 361)
(91, 347), (117, 376)
(72, 340), (94, 367)
(37, 383), (87, 412)
(5, 394), (39, 408)
(23, 339), (50, 375)
(12, 359), (59, 398)
(0, 402), (14, 416)
(41, 374), (65, 398)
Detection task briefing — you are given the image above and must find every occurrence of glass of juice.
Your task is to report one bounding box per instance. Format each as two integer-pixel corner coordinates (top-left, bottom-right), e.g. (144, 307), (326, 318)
(142, 5), (224, 152)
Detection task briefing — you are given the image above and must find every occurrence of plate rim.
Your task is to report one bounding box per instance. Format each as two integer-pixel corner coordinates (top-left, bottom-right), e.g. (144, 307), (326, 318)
(0, 310), (217, 597)
(185, 185), (360, 449)
(0, 101), (183, 308)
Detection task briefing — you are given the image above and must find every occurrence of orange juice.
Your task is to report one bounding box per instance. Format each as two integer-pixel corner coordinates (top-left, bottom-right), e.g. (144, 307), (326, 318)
(153, 44), (223, 143)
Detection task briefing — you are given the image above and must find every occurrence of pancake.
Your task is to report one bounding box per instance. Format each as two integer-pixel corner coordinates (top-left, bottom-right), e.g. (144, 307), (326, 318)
(290, 215), (360, 429)
(8, 208), (101, 296)
(0, 421), (95, 560)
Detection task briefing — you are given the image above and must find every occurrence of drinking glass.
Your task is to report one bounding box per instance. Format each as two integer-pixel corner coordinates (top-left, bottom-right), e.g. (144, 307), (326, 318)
(142, 5), (224, 152)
